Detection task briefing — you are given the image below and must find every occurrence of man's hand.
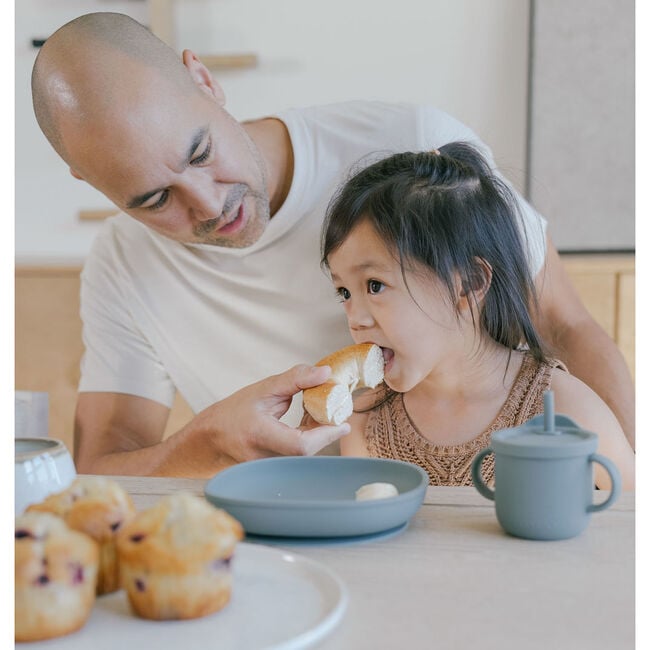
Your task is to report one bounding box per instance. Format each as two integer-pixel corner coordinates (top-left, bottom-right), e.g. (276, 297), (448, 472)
(74, 364), (350, 478)
(199, 364), (351, 462)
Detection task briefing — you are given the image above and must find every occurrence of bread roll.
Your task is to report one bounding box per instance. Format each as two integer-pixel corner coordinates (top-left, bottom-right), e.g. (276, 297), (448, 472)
(303, 343), (385, 425)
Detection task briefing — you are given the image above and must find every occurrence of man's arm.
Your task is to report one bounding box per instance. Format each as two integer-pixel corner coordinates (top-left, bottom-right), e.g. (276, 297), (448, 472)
(74, 364), (351, 477)
(534, 235), (635, 448)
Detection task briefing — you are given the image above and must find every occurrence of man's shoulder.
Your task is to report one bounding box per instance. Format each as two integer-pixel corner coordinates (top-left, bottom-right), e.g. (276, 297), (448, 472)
(87, 212), (146, 254)
(82, 212), (174, 275)
(283, 100), (422, 125)
(280, 100), (475, 150)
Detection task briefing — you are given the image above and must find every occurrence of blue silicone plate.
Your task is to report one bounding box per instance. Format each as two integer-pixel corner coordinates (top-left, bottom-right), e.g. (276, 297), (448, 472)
(204, 456), (428, 538)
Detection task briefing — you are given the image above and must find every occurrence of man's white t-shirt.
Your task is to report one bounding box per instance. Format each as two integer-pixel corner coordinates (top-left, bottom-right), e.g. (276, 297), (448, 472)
(79, 101), (547, 425)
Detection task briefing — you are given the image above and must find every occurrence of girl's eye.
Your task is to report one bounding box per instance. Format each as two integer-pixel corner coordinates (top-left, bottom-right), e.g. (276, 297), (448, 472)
(336, 287), (351, 302)
(368, 279), (384, 295)
(191, 138), (212, 165)
(144, 190), (170, 211)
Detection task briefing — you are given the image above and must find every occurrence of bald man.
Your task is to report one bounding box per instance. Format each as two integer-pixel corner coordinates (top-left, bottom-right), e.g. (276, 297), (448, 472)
(31, 12), (634, 477)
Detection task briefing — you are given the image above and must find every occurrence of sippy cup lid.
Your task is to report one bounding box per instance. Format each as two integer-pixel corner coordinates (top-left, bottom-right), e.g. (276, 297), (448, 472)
(490, 391), (598, 459)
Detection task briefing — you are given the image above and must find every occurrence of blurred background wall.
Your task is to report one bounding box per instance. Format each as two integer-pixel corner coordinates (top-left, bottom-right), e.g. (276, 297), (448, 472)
(14, 0), (635, 444)
(16, 0), (532, 264)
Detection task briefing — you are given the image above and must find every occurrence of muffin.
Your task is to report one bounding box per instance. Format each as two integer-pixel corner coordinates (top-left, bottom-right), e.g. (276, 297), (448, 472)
(15, 512), (99, 642)
(27, 476), (136, 594)
(116, 493), (244, 620)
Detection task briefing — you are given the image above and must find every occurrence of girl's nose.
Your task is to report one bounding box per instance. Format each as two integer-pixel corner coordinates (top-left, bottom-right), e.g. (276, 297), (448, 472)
(347, 298), (375, 330)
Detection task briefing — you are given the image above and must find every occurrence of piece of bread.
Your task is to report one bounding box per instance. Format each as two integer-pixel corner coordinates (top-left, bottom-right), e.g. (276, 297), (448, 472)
(27, 476), (136, 594)
(116, 493), (244, 621)
(15, 512), (99, 642)
(355, 482), (400, 500)
(303, 343), (385, 425)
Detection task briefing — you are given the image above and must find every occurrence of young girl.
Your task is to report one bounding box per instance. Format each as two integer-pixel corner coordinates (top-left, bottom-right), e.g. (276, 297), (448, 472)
(318, 142), (634, 490)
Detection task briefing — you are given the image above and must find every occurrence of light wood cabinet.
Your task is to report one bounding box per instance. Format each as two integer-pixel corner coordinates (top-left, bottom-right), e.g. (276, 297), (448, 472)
(15, 267), (84, 452)
(15, 267), (193, 453)
(15, 253), (634, 453)
(560, 254), (635, 379)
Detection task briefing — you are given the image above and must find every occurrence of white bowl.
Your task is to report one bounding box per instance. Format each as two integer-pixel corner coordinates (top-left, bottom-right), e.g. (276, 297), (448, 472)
(15, 438), (76, 514)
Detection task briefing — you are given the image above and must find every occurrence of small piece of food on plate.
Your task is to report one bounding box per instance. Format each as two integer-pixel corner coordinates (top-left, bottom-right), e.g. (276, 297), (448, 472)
(15, 512), (99, 642)
(303, 343), (385, 425)
(27, 476), (136, 594)
(355, 482), (400, 501)
(116, 493), (244, 620)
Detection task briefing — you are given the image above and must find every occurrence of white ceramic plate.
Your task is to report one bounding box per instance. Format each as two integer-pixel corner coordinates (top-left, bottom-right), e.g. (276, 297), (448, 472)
(205, 456), (429, 538)
(19, 544), (347, 650)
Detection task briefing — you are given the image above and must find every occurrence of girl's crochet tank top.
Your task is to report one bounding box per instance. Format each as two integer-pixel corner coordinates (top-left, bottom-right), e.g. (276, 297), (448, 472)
(363, 353), (566, 486)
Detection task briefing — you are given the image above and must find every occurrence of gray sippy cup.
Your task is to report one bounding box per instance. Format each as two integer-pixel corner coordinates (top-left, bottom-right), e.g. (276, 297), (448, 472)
(471, 390), (621, 540)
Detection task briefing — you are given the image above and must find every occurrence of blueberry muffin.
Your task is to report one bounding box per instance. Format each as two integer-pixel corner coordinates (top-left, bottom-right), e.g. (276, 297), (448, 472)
(27, 476), (136, 594)
(116, 493), (243, 620)
(15, 512), (99, 642)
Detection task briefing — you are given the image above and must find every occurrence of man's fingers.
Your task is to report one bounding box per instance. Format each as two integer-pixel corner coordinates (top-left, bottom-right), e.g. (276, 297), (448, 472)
(299, 423), (351, 456)
(266, 363), (333, 396)
(255, 418), (350, 457)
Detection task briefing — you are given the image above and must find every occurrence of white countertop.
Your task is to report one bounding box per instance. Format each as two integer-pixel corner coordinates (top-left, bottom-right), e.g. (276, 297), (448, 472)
(108, 476), (634, 650)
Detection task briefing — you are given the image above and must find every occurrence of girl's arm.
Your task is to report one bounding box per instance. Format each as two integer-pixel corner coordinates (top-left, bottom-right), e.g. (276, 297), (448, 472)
(551, 369), (635, 491)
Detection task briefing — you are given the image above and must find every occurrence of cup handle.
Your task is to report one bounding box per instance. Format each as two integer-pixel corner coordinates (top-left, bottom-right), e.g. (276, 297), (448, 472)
(471, 448), (495, 501)
(587, 453), (622, 513)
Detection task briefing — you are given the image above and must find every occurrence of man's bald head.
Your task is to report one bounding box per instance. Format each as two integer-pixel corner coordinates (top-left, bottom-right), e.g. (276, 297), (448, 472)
(32, 12), (202, 161)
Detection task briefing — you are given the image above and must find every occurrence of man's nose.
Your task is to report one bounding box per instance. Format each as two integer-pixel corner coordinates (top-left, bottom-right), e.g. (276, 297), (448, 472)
(189, 180), (228, 222)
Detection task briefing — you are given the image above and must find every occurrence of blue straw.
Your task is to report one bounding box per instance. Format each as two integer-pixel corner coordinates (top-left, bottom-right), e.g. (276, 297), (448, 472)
(543, 390), (555, 433)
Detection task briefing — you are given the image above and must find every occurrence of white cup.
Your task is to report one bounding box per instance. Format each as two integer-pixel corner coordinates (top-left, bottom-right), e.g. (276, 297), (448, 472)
(15, 391), (50, 438)
(15, 438), (76, 514)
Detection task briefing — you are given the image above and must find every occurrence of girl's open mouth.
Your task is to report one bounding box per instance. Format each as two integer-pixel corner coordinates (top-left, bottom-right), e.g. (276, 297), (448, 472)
(381, 347), (395, 371)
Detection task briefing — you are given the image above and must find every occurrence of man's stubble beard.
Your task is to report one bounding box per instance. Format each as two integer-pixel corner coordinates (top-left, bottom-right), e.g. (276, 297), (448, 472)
(193, 189), (270, 248)
(193, 124), (272, 248)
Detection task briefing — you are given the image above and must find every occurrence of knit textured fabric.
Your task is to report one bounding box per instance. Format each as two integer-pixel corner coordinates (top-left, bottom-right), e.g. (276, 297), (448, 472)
(363, 354), (566, 486)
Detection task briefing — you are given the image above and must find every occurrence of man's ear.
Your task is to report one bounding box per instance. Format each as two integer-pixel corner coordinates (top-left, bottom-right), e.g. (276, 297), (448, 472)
(69, 167), (84, 180)
(458, 257), (493, 309)
(182, 49), (226, 105)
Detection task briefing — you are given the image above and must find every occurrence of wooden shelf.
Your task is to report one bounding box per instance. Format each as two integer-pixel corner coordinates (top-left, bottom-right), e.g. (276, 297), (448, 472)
(198, 53), (258, 70)
(78, 209), (119, 221)
(148, 0), (258, 70)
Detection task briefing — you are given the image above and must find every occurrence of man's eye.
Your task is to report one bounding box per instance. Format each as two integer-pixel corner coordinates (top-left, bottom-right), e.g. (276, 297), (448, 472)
(144, 190), (170, 211)
(191, 139), (212, 165)
(336, 287), (351, 302)
(368, 280), (384, 294)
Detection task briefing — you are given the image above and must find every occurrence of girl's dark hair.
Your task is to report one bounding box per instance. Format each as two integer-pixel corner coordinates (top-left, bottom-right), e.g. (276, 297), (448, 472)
(322, 141), (548, 362)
